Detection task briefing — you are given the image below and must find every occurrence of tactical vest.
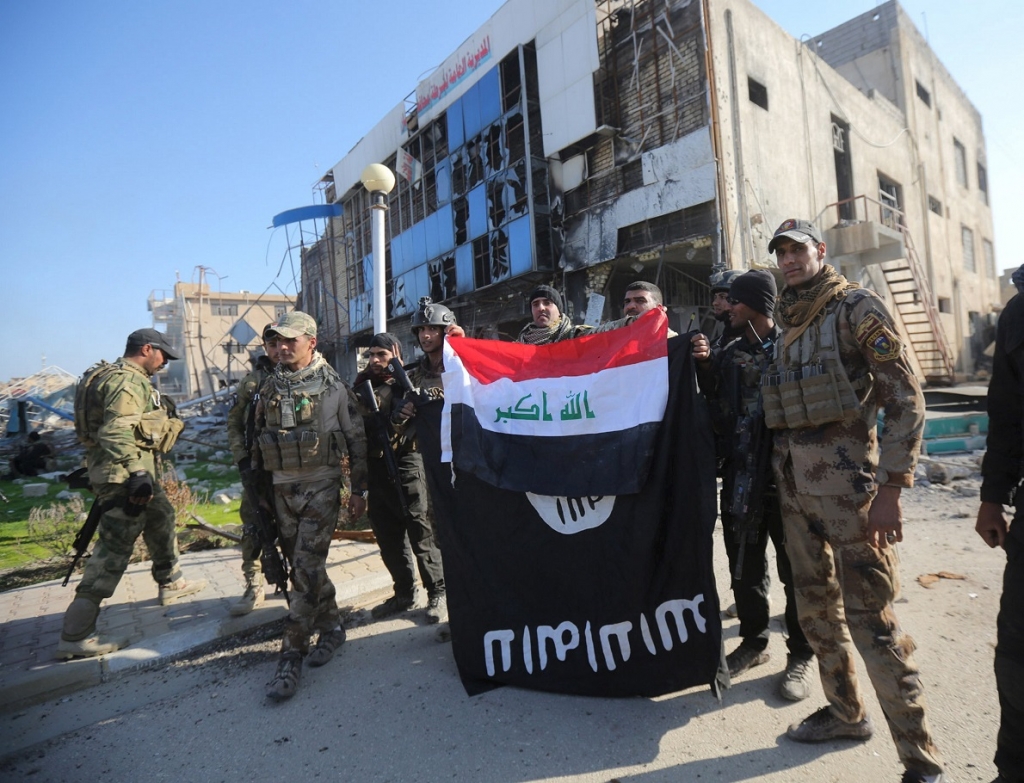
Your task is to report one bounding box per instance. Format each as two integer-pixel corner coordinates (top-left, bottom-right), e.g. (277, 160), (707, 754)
(74, 360), (183, 452)
(761, 303), (871, 430)
(255, 361), (346, 471)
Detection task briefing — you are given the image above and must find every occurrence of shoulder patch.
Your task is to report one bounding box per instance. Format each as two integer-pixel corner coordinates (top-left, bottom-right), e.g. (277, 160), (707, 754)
(854, 309), (903, 362)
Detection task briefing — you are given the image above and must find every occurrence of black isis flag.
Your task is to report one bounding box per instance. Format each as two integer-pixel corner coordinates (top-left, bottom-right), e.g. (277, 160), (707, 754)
(418, 329), (721, 697)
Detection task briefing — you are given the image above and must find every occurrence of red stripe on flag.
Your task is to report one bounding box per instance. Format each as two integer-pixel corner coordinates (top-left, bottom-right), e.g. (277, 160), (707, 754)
(449, 309), (668, 385)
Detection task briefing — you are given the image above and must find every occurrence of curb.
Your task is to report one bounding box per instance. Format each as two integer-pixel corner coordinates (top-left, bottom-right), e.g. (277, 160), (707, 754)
(1, 570), (392, 711)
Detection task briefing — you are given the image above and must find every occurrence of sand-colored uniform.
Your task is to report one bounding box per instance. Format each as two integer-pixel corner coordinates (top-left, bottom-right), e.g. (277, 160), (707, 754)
(767, 287), (942, 775)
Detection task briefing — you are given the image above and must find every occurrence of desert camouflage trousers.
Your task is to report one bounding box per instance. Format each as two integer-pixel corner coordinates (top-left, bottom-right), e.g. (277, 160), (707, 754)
(273, 477), (342, 655)
(238, 491), (263, 581)
(775, 457), (943, 776)
(75, 481), (181, 603)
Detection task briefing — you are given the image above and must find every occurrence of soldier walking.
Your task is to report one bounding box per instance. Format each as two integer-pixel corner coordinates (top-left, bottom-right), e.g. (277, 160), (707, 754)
(58, 329), (206, 659)
(252, 312), (368, 701)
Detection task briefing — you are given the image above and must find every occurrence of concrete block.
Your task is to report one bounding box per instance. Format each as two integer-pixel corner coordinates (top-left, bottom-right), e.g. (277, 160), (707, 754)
(22, 484), (49, 498)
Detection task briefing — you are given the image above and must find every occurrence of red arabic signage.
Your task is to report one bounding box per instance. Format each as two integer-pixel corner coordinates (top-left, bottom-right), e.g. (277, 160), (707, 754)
(414, 33), (492, 118)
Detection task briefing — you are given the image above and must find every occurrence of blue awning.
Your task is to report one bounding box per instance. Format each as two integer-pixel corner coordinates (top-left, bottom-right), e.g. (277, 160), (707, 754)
(271, 203), (343, 228)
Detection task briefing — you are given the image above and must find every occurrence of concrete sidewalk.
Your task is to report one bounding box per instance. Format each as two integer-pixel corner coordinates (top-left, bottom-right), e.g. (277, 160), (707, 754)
(0, 540), (392, 709)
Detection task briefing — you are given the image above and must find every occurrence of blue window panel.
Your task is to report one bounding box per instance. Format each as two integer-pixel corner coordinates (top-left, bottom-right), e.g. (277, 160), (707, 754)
(425, 211), (441, 260)
(393, 264), (431, 317)
(399, 230), (413, 275)
(437, 203), (455, 253)
(447, 102), (464, 152)
(435, 157), (452, 205)
(362, 254), (374, 292)
(455, 244), (474, 295)
(390, 231), (406, 276)
(477, 68), (502, 128)
(410, 220), (427, 267)
(508, 214), (533, 277)
(350, 292), (372, 332)
(462, 82), (482, 141)
(467, 183), (487, 240)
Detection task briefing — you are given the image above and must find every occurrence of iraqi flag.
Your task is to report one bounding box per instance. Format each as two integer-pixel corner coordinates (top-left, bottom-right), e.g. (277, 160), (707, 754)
(426, 315), (722, 698)
(441, 310), (669, 497)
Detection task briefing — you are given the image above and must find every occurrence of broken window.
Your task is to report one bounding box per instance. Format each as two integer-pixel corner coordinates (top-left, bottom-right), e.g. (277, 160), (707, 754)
(928, 195), (943, 216)
(748, 77), (768, 110)
(489, 229), (510, 283)
(877, 173), (903, 230)
(428, 253), (458, 301)
(500, 50), (522, 113)
(978, 162), (989, 205)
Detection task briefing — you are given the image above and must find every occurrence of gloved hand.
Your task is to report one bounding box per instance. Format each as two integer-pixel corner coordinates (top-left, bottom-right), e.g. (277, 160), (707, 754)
(123, 470), (153, 517)
(237, 457), (252, 477)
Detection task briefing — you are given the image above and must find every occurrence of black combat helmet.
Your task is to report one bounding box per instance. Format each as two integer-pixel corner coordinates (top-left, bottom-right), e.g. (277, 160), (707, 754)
(709, 269), (742, 293)
(411, 297), (456, 333)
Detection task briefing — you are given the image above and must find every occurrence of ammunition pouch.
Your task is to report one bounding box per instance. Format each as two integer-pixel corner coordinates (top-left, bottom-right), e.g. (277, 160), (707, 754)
(256, 429), (342, 471)
(135, 409), (184, 453)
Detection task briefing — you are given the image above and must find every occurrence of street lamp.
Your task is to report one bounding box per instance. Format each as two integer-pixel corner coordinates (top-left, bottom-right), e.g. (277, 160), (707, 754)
(360, 163), (396, 334)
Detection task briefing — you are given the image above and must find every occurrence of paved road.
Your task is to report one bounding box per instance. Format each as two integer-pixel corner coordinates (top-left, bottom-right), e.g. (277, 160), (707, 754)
(0, 483), (1005, 782)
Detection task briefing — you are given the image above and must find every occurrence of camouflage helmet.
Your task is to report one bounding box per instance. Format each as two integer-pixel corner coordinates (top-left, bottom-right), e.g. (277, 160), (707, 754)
(709, 269), (741, 294)
(411, 296), (456, 333)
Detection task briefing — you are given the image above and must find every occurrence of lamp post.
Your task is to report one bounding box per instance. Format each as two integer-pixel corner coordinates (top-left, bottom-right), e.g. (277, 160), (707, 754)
(360, 163), (396, 334)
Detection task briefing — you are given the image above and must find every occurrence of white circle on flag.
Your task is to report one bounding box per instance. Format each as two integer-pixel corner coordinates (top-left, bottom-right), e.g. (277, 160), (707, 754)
(525, 494), (616, 535)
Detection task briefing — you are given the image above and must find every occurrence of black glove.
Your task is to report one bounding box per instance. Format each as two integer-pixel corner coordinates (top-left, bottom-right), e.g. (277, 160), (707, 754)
(237, 457), (252, 476)
(123, 470), (153, 516)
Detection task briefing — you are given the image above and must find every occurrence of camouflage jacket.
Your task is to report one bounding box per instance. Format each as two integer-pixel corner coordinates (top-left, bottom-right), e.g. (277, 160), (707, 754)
(81, 358), (164, 486)
(226, 363), (272, 465)
(772, 289), (925, 496)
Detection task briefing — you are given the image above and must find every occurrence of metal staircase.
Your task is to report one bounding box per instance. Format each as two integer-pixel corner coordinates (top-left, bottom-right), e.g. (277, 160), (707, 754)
(877, 227), (955, 385)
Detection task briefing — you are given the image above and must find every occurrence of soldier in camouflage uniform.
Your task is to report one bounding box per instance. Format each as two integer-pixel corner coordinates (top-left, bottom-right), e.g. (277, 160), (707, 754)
(693, 270), (815, 701)
(58, 329), (206, 659)
(252, 312), (368, 701)
(225, 324), (279, 615)
(763, 220), (943, 782)
(352, 332), (446, 623)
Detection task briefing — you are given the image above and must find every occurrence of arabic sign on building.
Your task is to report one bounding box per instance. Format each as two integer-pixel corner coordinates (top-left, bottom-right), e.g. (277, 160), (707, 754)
(414, 31), (493, 121)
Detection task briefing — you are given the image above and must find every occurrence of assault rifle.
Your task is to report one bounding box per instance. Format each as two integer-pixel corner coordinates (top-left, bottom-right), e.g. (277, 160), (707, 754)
(355, 379), (410, 518)
(386, 359), (434, 408)
(242, 389), (290, 604)
(63, 495), (115, 586)
(727, 331), (776, 582)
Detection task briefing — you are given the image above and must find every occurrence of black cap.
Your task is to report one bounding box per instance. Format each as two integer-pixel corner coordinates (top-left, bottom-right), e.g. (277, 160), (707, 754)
(529, 285), (563, 312)
(729, 270), (777, 317)
(767, 218), (823, 254)
(126, 328), (180, 361)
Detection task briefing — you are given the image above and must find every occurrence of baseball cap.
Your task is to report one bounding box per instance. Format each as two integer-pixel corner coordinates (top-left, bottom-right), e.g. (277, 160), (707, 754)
(767, 219), (823, 254)
(266, 311), (317, 339)
(126, 328), (180, 361)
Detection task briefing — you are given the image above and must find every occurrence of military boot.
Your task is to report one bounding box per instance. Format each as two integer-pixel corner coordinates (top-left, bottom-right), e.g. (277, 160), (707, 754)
(266, 651), (303, 701)
(159, 577), (208, 606)
(371, 591), (415, 619)
(425, 590), (448, 624)
(56, 596), (129, 659)
(229, 576), (265, 616)
(307, 627), (346, 667)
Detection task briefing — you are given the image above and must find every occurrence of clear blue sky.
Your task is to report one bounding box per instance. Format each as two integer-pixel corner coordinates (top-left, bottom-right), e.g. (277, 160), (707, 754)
(1, 0), (1018, 381)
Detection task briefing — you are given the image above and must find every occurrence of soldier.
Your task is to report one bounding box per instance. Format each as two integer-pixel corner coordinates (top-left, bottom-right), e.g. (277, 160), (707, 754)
(397, 298), (460, 642)
(57, 329), (206, 659)
(763, 219), (943, 782)
(353, 332), (446, 623)
(252, 312), (368, 701)
(708, 269), (743, 348)
(516, 285), (592, 345)
(225, 325), (280, 615)
(594, 281), (679, 337)
(976, 264), (1024, 783)
(692, 270), (815, 700)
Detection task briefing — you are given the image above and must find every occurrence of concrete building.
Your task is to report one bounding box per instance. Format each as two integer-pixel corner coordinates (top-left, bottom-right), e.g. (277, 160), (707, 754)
(147, 282), (294, 400)
(303, 0), (996, 384)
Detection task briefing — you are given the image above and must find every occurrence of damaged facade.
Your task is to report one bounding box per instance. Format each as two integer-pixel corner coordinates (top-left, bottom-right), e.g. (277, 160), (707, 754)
(301, 0), (997, 385)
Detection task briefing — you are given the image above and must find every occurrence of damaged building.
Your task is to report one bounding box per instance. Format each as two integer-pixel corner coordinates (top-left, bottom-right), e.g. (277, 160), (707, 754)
(299, 0), (997, 385)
